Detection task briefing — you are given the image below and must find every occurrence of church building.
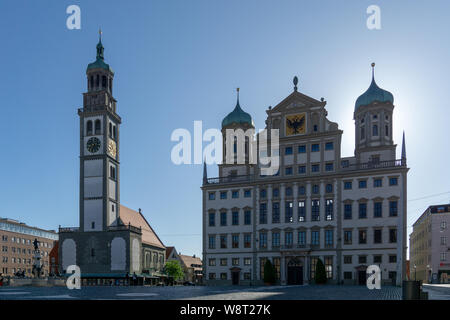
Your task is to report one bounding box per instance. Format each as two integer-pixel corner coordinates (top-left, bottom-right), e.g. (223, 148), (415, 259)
(58, 34), (166, 284)
(202, 64), (408, 286)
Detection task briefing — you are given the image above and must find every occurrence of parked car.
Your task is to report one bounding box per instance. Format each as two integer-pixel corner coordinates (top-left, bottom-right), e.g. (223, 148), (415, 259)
(183, 281), (195, 286)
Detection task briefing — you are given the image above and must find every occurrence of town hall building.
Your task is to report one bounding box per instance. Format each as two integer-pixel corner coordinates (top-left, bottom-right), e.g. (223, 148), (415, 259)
(202, 64), (408, 286)
(58, 34), (166, 284)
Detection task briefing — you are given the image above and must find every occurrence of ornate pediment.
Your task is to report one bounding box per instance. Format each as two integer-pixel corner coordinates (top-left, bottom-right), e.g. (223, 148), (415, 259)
(269, 91), (325, 114)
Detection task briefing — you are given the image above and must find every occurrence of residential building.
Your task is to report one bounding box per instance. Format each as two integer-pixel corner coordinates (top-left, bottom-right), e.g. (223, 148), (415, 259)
(410, 204), (450, 283)
(0, 218), (58, 277)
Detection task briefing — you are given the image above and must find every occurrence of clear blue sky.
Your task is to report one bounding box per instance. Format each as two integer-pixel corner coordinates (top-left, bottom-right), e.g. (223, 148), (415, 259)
(0, 0), (449, 257)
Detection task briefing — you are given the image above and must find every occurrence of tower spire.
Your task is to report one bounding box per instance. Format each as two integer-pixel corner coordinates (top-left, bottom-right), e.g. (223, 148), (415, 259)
(401, 131), (406, 161)
(96, 29), (104, 61)
(293, 76), (298, 92)
(236, 88), (240, 105)
(203, 159), (208, 184)
(371, 62), (375, 82)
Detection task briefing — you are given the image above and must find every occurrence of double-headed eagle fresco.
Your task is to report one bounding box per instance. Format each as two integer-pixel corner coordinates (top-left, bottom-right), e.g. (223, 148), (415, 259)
(286, 114), (305, 134)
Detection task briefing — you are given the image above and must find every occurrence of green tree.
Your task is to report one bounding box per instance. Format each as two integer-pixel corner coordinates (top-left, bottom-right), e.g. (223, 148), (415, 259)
(314, 258), (327, 284)
(263, 260), (276, 284)
(164, 260), (184, 281)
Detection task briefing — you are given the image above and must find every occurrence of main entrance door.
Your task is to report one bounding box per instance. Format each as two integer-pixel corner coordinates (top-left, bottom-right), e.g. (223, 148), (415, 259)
(287, 258), (303, 285)
(358, 271), (366, 285)
(231, 271), (240, 285)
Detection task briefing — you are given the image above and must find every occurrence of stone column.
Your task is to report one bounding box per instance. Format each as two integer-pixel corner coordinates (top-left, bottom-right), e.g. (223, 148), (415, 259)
(280, 183), (286, 223)
(267, 184), (273, 224)
(281, 254), (286, 285)
(306, 181), (312, 225)
(293, 182), (298, 224)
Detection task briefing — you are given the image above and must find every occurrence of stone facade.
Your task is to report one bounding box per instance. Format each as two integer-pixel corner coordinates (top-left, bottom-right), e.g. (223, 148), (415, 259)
(202, 69), (408, 286)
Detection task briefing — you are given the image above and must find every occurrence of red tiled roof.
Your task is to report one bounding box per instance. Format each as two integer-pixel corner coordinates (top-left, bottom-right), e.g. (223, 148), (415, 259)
(166, 246), (175, 260)
(119, 205), (165, 249)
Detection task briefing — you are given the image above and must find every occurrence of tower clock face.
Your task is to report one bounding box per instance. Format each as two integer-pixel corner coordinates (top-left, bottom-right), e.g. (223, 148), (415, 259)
(285, 113), (306, 136)
(107, 140), (117, 158)
(86, 137), (101, 153)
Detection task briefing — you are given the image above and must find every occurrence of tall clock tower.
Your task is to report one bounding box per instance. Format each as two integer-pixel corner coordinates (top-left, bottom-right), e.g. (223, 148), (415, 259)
(79, 32), (121, 232)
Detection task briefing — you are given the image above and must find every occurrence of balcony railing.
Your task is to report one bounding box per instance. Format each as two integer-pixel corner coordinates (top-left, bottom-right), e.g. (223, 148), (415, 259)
(58, 227), (79, 233)
(108, 223), (142, 234)
(205, 159), (406, 185)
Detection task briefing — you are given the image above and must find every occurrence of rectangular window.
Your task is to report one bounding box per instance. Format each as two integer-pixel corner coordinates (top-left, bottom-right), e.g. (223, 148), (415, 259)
(325, 256), (333, 279)
(272, 232), (280, 248)
(298, 201), (306, 222)
(259, 203), (267, 224)
(260, 189), (267, 198)
(311, 164), (320, 173)
(325, 142), (334, 150)
(298, 166), (306, 174)
(325, 163), (334, 171)
(311, 144), (320, 152)
(359, 180), (367, 189)
(374, 202), (382, 218)
(310, 257), (318, 280)
(220, 212), (227, 226)
(285, 201), (293, 223)
(232, 211), (239, 225)
(441, 252), (447, 261)
(272, 202), (280, 223)
(389, 255), (397, 263)
(272, 188), (279, 198)
(232, 190), (239, 198)
(220, 191), (227, 199)
(344, 256), (352, 264)
(344, 181), (352, 190)
(374, 255), (382, 264)
(260, 258), (267, 280)
(298, 186), (306, 195)
(232, 234), (239, 248)
(285, 232), (293, 246)
(273, 257), (281, 280)
(389, 201), (398, 217)
(209, 273), (216, 280)
(374, 229), (382, 244)
(325, 230), (333, 247)
(373, 178), (382, 188)
(285, 167), (293, 175)
(298, 145), (306, 153)
(359, 203), (367, 219)
(298, 231), (306, 246)
(344, 204), (352, 220)
(312, 200), (320, 221)
(244, 189), (251, 197)
(359, 256), (367, 264)
(209, 259), (216, 266)
(220, 235), (227, 249)
(244, 258), (251, 265)
(311, 231), (320, 246)
(325, 199), (333, 220)
(232, 258), (239, 266)
(259, 233), (267, 248)
(441, 236), (447, 246)
(244, 210), (251, 225)
(244, 234), (251, 248)
(344, 272), (352, 280)
(209, 212), (215, 226)
(389, 177), (398, 186)
(285, 146), (293, 155)
(344, 230), (352, 245)
(220, 273), (227, 280)
(389, 229), (397, 243)
(359, 230), (367, 244)
(244, 273), (251, 280)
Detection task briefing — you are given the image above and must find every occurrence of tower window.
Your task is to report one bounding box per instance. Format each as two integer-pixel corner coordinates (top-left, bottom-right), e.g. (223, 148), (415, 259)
(91, 248), (95, 256)
(91, 222), (95, 229)
(102, 76), (107, 88)
(113, 126), (117, 140)
(90, 76), (94, 89)
(96, 74), (99, 87)
(360, 126), (365, 140)
(109, 78), (112, 92)
(95, 119), (101, 135)
(373, 124), (378, 136)
(86, 121), (93, 135)
(109, 123), (112, 137)
(385, 125), (389, 136)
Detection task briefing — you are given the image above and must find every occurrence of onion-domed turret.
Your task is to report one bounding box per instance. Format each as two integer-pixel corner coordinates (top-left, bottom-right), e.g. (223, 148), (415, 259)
(222, 88), (254, 128)
(355, 63), (393, 111)
(87, 30), (114, 74)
